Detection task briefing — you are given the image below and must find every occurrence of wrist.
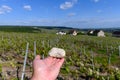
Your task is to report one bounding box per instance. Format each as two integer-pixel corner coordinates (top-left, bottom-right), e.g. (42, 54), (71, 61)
(31, 76), (41, 80)
(31, 76), (55, 80)
(31, 77), (37, 80)
(31, 75), (47, 80)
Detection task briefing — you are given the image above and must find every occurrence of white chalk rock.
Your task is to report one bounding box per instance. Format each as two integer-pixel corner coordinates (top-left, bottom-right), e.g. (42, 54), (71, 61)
(48, 47), (66, 58)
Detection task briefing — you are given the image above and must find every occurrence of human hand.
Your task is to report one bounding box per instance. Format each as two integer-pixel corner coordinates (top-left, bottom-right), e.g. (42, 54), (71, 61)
(31, 55), (64, 80)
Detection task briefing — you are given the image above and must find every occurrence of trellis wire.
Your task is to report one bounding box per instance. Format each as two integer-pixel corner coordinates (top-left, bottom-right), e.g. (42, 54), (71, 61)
(111, 46), (113, 54)
(106, 45), (108, 55)
(34, 41), (36, 57)
(42, 54), (44, 59)
(80, 46), (82, 55)
(47, 40), (50, 48)
(108, 54), (111, 69)
(21, 42), (29, 80)
(2, 35), (3, 40)
(100, 41), (103, 49)
(119, 46), (120, 56)
(84, 46), (86, 54)
(42, 40), (44, 47)
(91, 49), (94, 70)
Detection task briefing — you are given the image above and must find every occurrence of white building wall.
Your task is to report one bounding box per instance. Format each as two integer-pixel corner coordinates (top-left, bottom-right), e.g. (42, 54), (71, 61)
(97, 30), (105, 37)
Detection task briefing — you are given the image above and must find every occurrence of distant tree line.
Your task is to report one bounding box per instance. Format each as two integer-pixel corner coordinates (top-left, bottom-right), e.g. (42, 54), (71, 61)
(0, 26), (41, 33)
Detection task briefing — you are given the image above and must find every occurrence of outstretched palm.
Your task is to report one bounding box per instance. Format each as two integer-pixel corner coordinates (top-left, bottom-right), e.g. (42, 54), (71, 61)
(31, 55), (64, 80)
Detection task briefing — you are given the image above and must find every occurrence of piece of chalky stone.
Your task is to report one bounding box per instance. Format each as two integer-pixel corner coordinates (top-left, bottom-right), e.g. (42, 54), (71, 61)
(48, 47), (66, 58)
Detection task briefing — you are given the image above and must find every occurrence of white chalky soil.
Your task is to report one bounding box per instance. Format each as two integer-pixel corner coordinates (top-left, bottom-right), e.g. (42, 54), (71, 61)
(48, 47), (66, 58)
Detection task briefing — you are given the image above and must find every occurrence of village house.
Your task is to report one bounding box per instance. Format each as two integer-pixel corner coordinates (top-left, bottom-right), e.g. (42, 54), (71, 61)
(112, 31), (120, 37)
(68, 30), (77, 36)
(56, 31), (66, 35)
(87, 30), (105, 37)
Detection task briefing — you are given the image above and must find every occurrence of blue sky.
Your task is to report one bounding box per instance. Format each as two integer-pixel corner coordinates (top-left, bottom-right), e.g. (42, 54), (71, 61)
(0, 0), (120, 28)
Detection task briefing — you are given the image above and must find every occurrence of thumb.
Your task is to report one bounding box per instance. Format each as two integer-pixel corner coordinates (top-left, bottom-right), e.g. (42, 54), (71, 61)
(35, 55), (41, 60)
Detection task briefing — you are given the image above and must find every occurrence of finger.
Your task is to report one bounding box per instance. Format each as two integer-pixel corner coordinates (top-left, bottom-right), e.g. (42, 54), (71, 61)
(55, 58), (65, 68)
(44, 56), (57, 64)
(44, 56), (53, 60)
(35, 55), (41, 60)
(51, 58), (58, 65)
(44, 56), (54, 64)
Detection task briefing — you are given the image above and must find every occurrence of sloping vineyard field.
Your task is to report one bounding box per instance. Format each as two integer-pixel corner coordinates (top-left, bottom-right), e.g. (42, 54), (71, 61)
(0, 32), (120, 80)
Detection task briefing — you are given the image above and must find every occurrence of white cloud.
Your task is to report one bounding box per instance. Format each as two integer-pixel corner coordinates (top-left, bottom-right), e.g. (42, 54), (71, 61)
(60, 2), (73, 10)
(23, 5), (32, 11)
(0, 5), (12, 14)
(68, 13), (76, 17)
(60, 0), (78, 10)
(93, 0), (99, 3)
